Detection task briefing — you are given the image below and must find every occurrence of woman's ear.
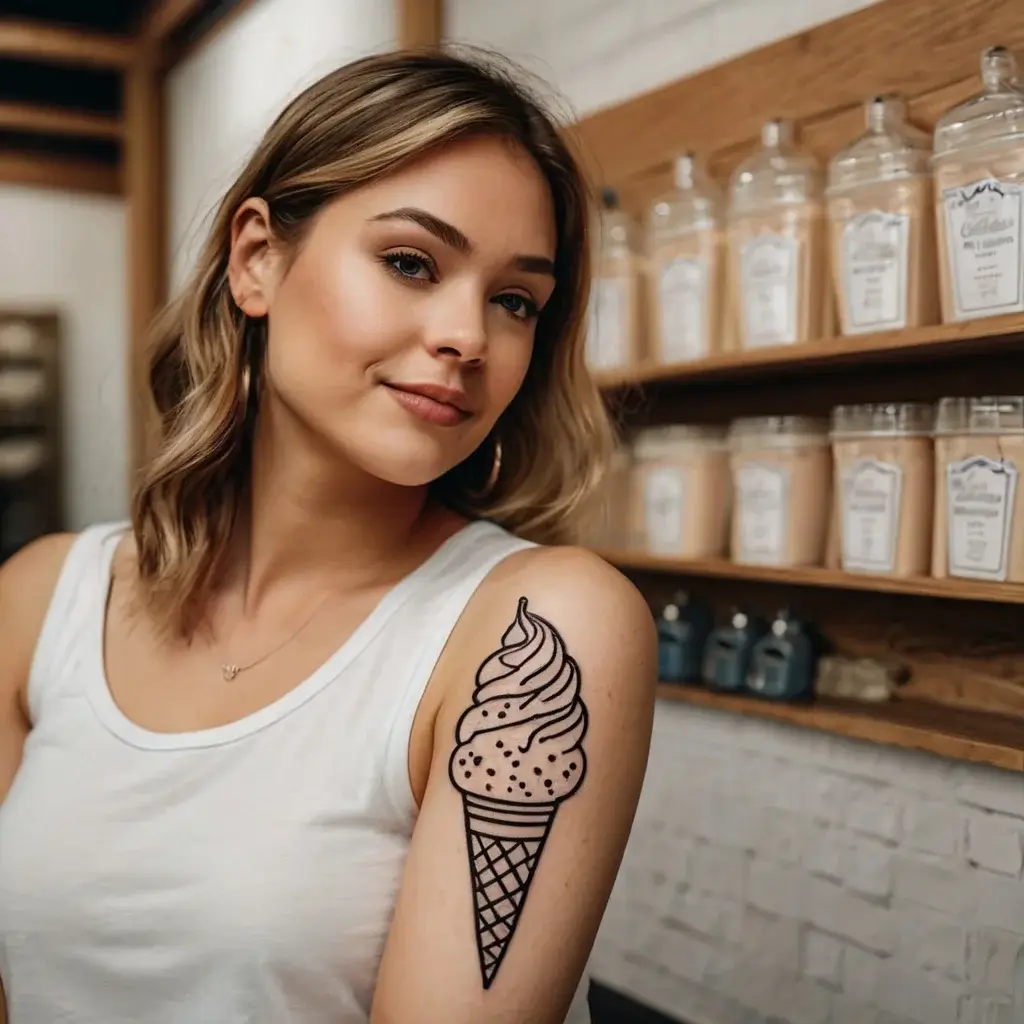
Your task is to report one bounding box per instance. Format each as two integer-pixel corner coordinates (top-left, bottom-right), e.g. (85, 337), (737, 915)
(227, 198), (279, 317)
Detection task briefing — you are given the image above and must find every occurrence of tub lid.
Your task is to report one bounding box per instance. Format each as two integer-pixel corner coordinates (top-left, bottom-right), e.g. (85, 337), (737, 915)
(935, 396), (1024, 435)
(831, 402), (935, 438)
(633, 424), (728, 457)
(728, 416), (830, 446)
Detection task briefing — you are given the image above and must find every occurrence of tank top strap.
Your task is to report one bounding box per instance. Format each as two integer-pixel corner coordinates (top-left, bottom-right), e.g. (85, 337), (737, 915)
(382, 521), (537, 822)
(26, 521), (128, 722)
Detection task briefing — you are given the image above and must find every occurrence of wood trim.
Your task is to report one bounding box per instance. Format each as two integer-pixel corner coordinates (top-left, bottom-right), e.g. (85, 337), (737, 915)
(124, 45), (167, 476)
(572, 0), (1024, 187)
(657, 685), (1024, 772)
(0, 18), (132, 69)
(598, 549), (1024, 607)
(160, 0), (258, 72)
(140, 0), (205, 44)
(0, 102), (123, 141)
(0, 152), (120, 194)
(397, 0), (444, 49)
(594, 313), (1024, 390)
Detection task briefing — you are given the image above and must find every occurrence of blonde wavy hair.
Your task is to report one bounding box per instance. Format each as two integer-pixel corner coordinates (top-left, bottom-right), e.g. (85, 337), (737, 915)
(132, 47), (614, 639)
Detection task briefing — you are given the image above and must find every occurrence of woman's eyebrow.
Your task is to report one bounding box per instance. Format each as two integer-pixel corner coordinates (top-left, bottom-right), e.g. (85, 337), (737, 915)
(370, 206), (555, 277)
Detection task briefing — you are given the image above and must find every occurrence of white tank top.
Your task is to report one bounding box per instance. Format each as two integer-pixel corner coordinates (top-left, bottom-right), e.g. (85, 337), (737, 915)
(0, 521), (592, 1024)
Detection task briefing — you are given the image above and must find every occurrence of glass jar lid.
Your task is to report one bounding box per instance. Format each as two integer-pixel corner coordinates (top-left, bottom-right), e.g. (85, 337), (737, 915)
(0, 438), (46, 478)
(596, 186), (637, 260)
(649, 152), (723, 238)
(935, 396), (1024, 435)
(729, 119), (823, 215)
(827, 94), (932, 192)
(633, 424), (728, 458)
(933, 47), (1024, 159)
(728, 415), (830, 449)
(831, 402), (935, 438)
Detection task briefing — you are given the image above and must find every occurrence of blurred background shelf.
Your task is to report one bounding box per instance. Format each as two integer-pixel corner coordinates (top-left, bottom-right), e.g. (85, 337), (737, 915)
(595, 549), (1024, 605)
(657, 683), (1024, 772)
(592, 312), (1024, 391)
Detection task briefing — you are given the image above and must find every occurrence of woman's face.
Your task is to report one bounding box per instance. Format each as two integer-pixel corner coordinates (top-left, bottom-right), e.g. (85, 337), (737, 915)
(229, 135), (558, 487)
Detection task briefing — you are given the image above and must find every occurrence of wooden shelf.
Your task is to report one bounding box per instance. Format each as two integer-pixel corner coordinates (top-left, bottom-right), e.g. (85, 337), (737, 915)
(593, 313), (1024, 390)
(657, 683), (1024, 771)
(597, 548), (1024, 605)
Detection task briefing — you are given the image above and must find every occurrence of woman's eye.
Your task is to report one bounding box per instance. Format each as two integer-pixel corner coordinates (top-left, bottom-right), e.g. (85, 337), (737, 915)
(495, 293), (539, 322)
(382, 252), (435, 281)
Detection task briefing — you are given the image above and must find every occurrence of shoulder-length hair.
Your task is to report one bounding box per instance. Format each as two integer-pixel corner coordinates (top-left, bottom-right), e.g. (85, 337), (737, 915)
(132, 48), (614, 638)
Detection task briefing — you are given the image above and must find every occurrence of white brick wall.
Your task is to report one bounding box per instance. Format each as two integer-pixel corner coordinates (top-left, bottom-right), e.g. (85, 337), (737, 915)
(446, 2), (1024, 1021)
(590, 704), (1024, 1023)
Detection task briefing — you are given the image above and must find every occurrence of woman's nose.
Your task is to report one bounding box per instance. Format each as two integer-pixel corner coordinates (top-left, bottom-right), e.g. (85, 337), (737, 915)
(425, 295), (488, 365)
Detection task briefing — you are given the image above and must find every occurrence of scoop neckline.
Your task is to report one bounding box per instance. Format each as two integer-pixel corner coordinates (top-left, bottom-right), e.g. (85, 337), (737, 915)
(85, 520), (490, 751)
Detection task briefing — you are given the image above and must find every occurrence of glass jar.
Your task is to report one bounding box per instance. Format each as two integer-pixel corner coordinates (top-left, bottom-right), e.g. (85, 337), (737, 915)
(728, 416), (831, 566)
(933, 47), (1024, 322)
(586, 187), (643, 373)
(647, 153), (725, 364)
(932, 396), (1024, 582)
(630, 425), (730, 558)
(728, 119), (829, 349)
(827, 95), (938, 334)
(830, 402), (935, 577)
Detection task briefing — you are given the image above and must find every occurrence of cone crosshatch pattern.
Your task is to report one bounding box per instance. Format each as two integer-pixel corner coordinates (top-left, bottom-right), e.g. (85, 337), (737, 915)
(448, 596), (589, 989)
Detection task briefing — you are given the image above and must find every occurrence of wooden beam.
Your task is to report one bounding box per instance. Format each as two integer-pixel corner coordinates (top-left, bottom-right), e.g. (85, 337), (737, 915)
(572, 0), (1024, 187)
(398, 0), (444, 49)
(0, 101), (122, 141)
(0, 152), (120, 195)
(140, 0), (204, 45)
(0, 18), (132, 69)
(124, 44), (167, 474)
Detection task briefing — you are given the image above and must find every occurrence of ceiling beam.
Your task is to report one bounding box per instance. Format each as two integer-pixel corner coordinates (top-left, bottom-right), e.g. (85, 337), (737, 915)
(0, 152), (121, 195)
(140, 0), (204, 45)
(0, 18), (133, 69)
(398, 0), (444, 49)
(0, 101), (123, 140)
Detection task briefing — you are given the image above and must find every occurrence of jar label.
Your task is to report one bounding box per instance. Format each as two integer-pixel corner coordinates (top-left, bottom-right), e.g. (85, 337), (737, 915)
(740, 234), (798, 347)
(586, 277), (629, 370)
(942, 178), (1024, 319)
(946, 455), (1018, 581)
(657, 257), (707, 362)
(735, 462), (789, 563)
(841, 211), (910, 332)
(644, 467), (686, 554)
(840, 458), (902, 573)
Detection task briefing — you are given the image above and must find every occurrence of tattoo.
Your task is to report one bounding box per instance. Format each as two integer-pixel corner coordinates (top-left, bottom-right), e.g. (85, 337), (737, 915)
(448, 596), (590, 989)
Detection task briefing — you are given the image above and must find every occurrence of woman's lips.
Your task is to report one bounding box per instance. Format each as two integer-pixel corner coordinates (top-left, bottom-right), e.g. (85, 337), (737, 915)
(384, 383), (471, 427)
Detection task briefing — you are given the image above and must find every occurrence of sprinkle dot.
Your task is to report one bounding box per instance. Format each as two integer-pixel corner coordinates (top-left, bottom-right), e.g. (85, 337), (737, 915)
(510, 775), (517, 781)
(544, 779), (553, 789)
(496, 741), (504, 749)
(525, 791), (532, 797)
(512, 760), (520, 768)
(504, 702), (511, 709)
(503, 750), (512, 758)
(458, 759), (466, 766)
(519, 782), (526, 790)
(548, 754), (556, 763)
(486, 784), (492, 792)
(473, 756), (482, 766)
(563, 770), (570, 779)
(465, 771), (472, 779)
(497, 712), (506, 719)
(482, 711), (488, 717)
(569, 762), (577, 771)
(507, 787), (513, 794)
(486, 769), (496, 777)
(533, 767), (542, 776)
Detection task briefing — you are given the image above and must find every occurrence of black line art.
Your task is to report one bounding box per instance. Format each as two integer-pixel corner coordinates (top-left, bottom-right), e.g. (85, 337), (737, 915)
(448, 596), (589, 988)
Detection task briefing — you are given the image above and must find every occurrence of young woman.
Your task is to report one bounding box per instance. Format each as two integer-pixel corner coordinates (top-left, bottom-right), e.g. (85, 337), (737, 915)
(0, 49), (656, 1024)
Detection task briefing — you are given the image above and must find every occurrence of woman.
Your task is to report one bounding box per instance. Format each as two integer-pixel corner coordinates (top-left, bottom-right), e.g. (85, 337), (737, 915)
(0, 49), (656, 1024)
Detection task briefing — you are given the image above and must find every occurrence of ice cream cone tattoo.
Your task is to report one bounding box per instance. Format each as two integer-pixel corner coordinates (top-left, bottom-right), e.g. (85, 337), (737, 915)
(448, 596), (589, 989)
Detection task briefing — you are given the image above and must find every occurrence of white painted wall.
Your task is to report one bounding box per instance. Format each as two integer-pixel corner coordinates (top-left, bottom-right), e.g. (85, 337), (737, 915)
(0, 185), (128, 529)
(446, 3), (1024, 1024)
(165, 0), (397, 292)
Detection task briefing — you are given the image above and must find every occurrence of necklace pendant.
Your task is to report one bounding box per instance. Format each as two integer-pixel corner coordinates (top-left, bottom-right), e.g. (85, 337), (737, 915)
(221, 664), (240, 682)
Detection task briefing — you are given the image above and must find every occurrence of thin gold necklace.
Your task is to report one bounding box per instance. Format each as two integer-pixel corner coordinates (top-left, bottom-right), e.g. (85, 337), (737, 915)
(218, 591), (336, 681)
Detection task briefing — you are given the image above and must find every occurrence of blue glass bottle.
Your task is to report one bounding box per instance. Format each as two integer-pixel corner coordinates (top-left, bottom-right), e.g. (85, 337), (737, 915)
(746, 610), (817, 701)
(657, 591), (713, 684)
(702, 610), (768, 692)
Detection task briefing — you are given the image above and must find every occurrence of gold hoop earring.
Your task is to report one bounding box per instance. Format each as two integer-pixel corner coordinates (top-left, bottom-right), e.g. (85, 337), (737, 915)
(469, 436), (503, 499)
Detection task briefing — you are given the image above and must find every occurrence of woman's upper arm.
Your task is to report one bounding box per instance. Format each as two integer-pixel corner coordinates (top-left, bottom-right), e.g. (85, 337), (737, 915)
(371, 547), (657, 1024)
(0, 533), (75, 807)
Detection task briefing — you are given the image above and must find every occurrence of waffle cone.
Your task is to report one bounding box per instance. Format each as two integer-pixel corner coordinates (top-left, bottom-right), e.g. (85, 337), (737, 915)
(461, 793), (558, 988)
